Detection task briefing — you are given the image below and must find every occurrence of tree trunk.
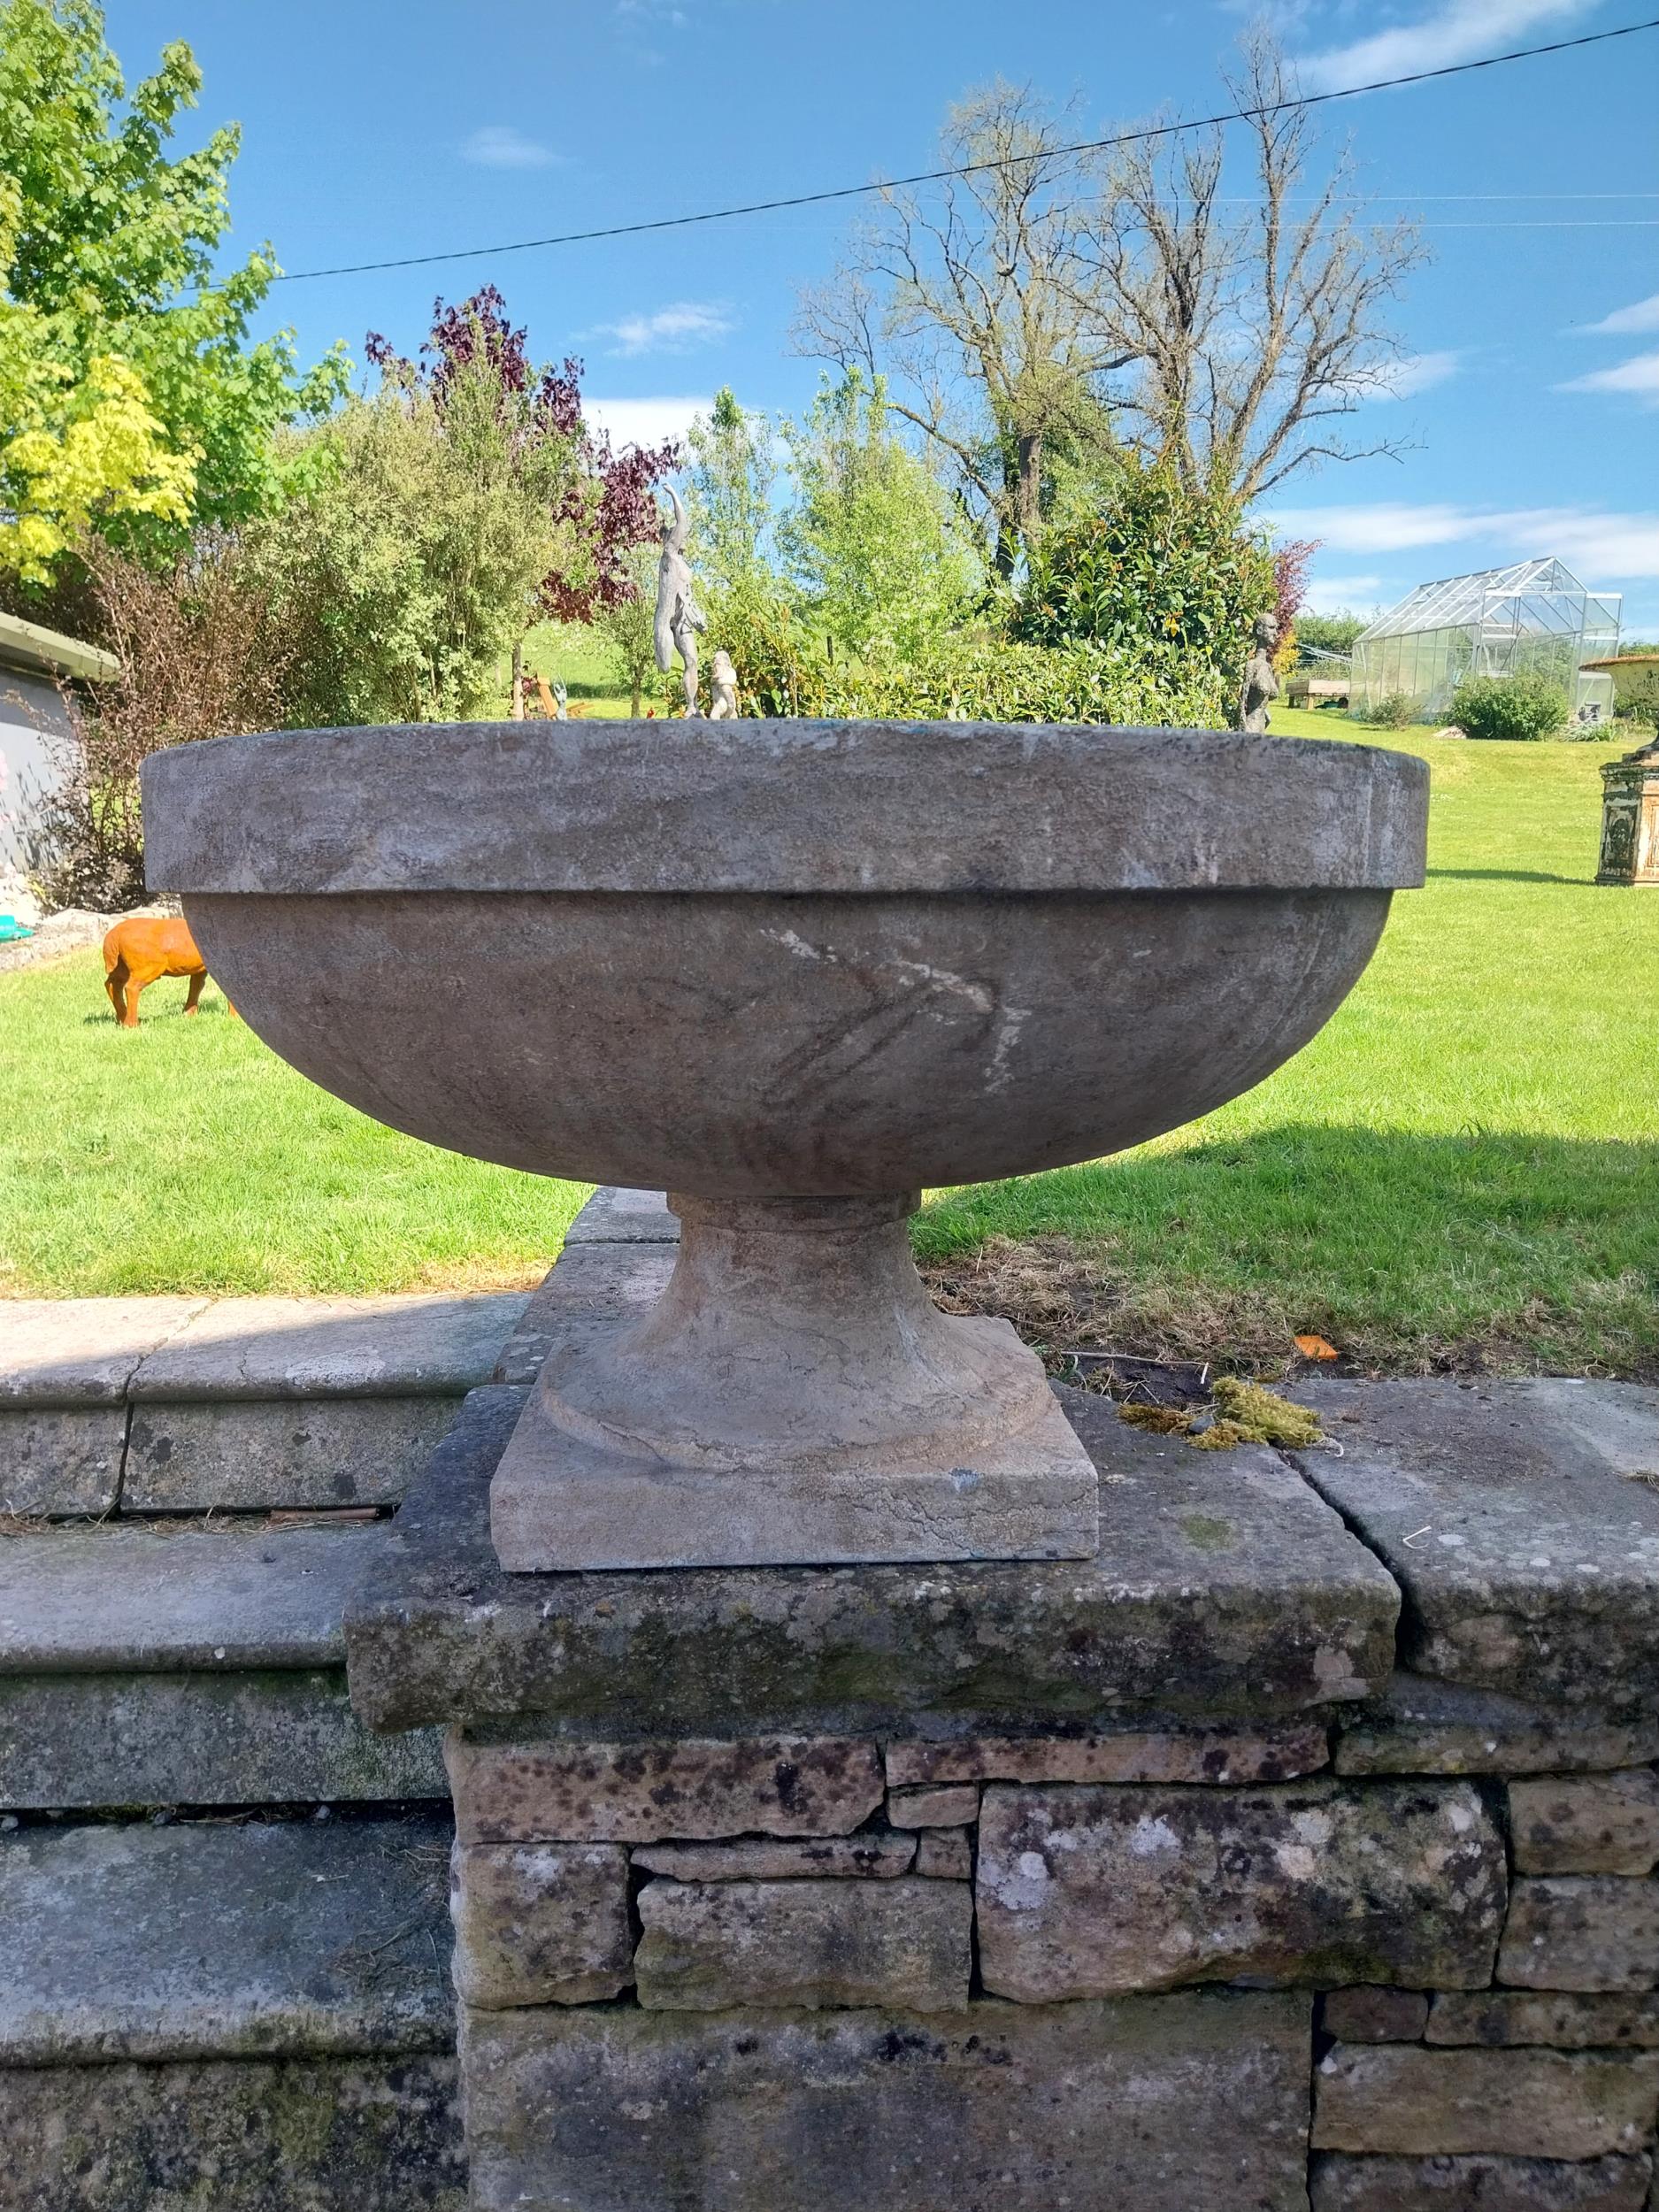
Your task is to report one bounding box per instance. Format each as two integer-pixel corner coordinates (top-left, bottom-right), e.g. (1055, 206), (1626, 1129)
(511, 638), (525, 720)
(1015, 431), (1045, 553)
(630, 667), (643, 717)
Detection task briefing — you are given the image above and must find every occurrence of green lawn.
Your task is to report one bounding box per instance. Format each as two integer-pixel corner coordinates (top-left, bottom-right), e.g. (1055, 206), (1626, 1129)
(3, 711), (1655, 1378)
(918, 711), (1659, 1378)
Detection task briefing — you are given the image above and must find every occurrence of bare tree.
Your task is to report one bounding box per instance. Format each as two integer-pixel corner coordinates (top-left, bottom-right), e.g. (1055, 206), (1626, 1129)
(795, 43), (1425, 556)
(1086, 35), (1425, 501)
(795, 84), (1129, 575)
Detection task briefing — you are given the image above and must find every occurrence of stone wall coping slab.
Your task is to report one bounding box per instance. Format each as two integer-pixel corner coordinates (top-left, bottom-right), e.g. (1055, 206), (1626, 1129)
(0, 1522), (396, 1673)
(1289, 1379), (1659, 1708)
(0, 1297), (210, 1406)
(560, 1187), (675, 1245)
(345, 1384), (1400, 1735)
(0, 1814), (453, 2063)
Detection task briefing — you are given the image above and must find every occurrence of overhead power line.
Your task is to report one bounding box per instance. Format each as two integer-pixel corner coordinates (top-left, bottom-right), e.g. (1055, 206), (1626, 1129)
(273, 16), (1659, 284)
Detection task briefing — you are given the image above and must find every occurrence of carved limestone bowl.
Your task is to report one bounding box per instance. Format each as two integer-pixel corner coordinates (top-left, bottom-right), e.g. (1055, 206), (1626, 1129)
(144, 720), (1427, 1572)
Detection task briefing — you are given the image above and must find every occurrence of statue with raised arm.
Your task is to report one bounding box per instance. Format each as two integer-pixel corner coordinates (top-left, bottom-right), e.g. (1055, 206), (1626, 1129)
(1239, 611), (1281, 734)
(654, 487), (705, 716)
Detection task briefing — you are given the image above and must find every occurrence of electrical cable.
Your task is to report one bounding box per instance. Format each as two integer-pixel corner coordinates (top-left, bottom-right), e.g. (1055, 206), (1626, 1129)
(271, 14), (1659, 282)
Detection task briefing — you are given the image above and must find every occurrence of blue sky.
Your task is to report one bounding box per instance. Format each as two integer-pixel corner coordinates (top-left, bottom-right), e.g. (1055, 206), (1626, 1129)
(106, 0), (1659, 630)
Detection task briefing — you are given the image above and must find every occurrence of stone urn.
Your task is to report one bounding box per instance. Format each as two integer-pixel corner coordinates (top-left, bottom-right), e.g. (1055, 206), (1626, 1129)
(143, 720), (1427, 1571)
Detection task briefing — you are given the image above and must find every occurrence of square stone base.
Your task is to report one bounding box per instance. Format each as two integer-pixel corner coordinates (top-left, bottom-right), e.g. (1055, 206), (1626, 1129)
(488, 1384), (1100, 1570)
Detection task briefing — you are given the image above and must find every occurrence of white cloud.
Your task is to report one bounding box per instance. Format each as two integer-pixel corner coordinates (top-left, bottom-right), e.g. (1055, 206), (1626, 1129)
(1264, 501), (1659, 579)
(1350, 349), (1463, 402)
(1559, 349), (1659, 406)
(1577, 293), (1659, 336)
(591, 302), (733, 357)
(461, 126), (561, 171)
(1297, 0), (1595, 94)
(1303, 573), (1386, 613)
(585, 396), (710, 453)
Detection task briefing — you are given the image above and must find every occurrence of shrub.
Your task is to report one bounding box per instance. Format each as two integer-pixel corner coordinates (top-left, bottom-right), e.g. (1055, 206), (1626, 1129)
(1355, 692), (1413, 730)
(1449, 672), (1568, 743)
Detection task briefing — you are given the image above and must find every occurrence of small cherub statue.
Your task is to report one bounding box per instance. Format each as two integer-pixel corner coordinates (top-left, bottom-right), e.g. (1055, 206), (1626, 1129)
(1239, 611), (1280, 734)
(707, 649), (739, 720)
(654, 486), (706, 716)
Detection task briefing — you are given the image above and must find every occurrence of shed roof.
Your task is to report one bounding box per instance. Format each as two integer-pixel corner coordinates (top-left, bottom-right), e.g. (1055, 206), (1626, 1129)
(0, 610), (119, 685)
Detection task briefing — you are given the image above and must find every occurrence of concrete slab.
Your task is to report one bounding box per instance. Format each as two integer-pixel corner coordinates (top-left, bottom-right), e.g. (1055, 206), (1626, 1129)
(346, 1386), (1399, 1735)
(1289, 1379), (1659, 1706)
(0, 1671), (446, 1809)
(0, 1522), (391, 1672)
(123, 1395), (459, 1510)
(0, 1297), (206, 1407)
(0, 1813), (453, 2062)
(0, 2055), (466, 2212)
(0, 1405), (123, 1516)
(130, 1291), (529, 1402)
(460, 1991), (1313, 2212)
(492, 1245), (678, 1386)
(561, 1186), (674, 1244)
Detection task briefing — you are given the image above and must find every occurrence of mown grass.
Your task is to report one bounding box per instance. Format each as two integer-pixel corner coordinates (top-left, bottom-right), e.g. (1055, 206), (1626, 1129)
(3, 710), (1654, 1375)
(917, 711), (1659, 1377)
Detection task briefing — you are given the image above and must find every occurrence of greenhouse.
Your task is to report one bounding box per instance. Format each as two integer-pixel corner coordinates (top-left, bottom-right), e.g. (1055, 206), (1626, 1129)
(1349, 558), (1623, 724)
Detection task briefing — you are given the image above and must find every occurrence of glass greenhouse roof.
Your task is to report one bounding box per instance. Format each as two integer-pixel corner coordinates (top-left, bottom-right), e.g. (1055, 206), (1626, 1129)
(1356, 559), (1622, 644)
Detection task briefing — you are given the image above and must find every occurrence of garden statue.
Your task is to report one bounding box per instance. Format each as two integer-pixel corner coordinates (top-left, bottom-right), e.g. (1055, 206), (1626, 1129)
(708, 649), (739, 720)
(1239, 611), (1280, 733)
(654, 487), (705, 716)
(551, 680), (569, 722)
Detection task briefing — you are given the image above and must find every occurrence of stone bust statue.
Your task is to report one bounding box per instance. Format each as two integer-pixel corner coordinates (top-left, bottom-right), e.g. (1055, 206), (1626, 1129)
(708, 649), (739, 720)
(1239, 611), (1281, 734)
(654, 487), (706, 717)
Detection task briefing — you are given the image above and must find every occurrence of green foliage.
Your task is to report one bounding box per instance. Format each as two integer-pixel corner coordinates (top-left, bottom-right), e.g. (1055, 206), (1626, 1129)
(246, 324), (589, 726)
(594, 542), (659, 715)
(0, 0), (346, 581)
(683, 387), (776, 603)
(1356, 691), (1414, 730)
(779, 371), (983, 658)
(1013, 465), (1275, 687)
(1450, 672), (1568, 743)
(1295, 611), (1366, 660)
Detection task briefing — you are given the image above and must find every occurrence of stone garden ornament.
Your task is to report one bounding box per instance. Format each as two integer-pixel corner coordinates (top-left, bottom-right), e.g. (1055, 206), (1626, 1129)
(653, 487), (705, 716)
(1240, 611), (1281, 733)
(708, 649), (739, 720)
(144, 718), (1426, 1573)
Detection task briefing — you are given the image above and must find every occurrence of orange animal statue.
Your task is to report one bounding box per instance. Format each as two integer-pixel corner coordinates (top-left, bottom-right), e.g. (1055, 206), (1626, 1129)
(103, 915), (233, 1028)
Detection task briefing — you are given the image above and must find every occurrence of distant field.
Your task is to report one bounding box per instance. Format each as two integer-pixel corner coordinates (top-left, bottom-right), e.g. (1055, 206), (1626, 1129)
(3, 710), (1654, 1380)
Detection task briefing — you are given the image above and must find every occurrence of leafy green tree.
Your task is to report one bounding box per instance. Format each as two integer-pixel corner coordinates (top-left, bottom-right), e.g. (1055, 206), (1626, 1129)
(0, 0), (347, 584)
(779, 370), (982, 659)
(1013, 464), (1275, 686)
(595, 542), (660, 715)
(1295, 611), (1367, 660)
(684, 387), (777, 603)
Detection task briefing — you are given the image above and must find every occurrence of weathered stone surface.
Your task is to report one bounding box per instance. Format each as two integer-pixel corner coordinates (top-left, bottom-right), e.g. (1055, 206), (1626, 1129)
(0, 1296), (206, 1406)
(917, 1828), (972, 1879)
(0, 1405), (123, 1516)
(1511, 1773), (1659, 1877)
(977, 1779), (1505, 2001)
(0, 1522), (386, 1671)
(1501, 1878), (1659, 1992)
(1290, 1379), (1659, 1707)
(461, 1991), (1313, 2212)
(129, 1290), (527, 1401)
(1336, 1676), (1659, 1778)
(1310, 2152), (1651, 2211)
(631, 1831), (915, 1880)
(124, 1395), (458, 1510)
(0, 1815), (452, 2062)
(0, 1670), (445, 1809)
(1313, 2045), (1659, 2159)
(0, 2054), (466, 2212)
(346, 1386), (1399, 1733)
(449, 1840), (631, 2008)
(887, 1782), (979, 1827)
(884, 1717), (1331, 1788)
(491, 1243), (676, 1386)
(1321, 1986), (1432, 2042)
(446, 1728), (884, 1844)
(562, 1185), (674, 1244)
(1428, 1993), (1659, 2048)
(634, 1875), (972, 2012)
